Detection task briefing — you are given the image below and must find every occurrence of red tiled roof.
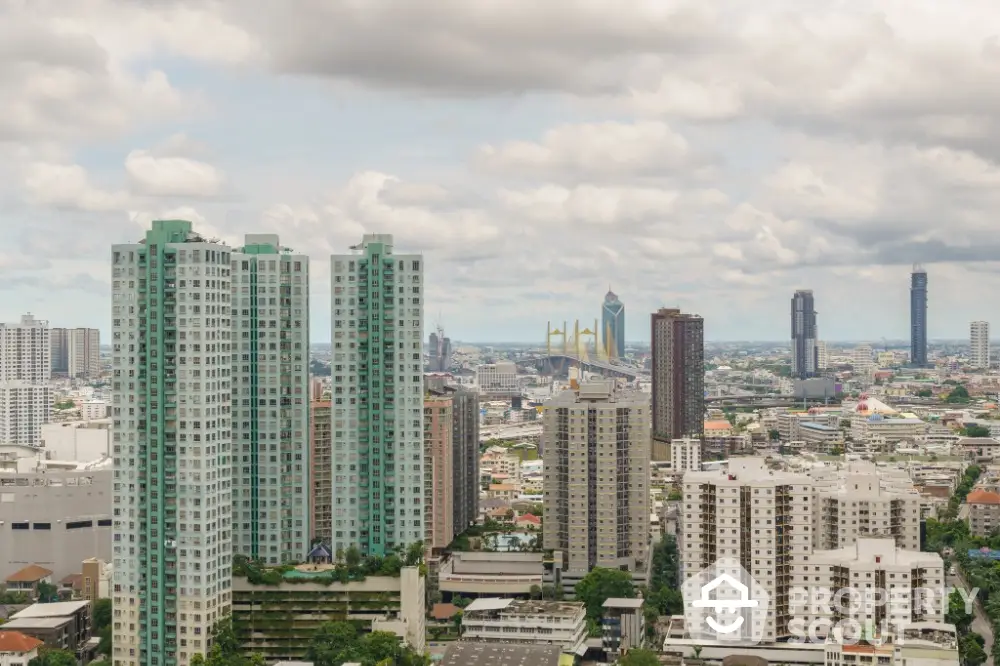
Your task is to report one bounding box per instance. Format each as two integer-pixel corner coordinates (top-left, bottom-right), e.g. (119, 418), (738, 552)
(432, 603), (460, 620)
(0, 630), (43, 653)
(968, 489), (1000, 505)
(517, 513), (541, 524)
(5, 564), (53, 583)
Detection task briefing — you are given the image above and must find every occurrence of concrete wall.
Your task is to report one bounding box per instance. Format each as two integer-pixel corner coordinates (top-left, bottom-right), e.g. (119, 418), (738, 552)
(40, 422), (110, 462)
(0, 469), (112, 580)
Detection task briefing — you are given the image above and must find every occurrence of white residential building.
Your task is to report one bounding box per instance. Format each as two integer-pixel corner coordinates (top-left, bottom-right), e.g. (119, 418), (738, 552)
(970, 321), (990, 369)
(330, 234), (424, 557)
(810, 462), (922, 552)
(231, 235), (311, 564)
(792, 538), (945, 635)
(461, 598), (587, 654)
(681, 458), (814, 641)
(852, 345), (874, 377)
(476, 362), (518, 396)
(816, 341), (829, 370)
(81, 399), (108, 421)
(543, 381), (650, 585)
(0, 314), (52, 447)
(671, 438), (701, 472)
(111, 220), (233, 666)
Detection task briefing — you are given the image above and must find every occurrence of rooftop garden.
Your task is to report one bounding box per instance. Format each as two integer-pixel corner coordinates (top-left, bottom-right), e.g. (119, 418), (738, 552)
(233, 542), (425, 586)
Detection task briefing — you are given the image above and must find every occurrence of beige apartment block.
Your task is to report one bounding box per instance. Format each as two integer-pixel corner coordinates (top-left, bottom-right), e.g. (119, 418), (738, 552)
(542, 381), (650, 580)
(424, 393), (454, 550)
(967, 489), (1000, 536)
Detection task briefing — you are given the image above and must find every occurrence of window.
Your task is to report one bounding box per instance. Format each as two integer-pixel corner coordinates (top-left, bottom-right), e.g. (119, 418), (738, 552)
(33, 523), (52, 530)
(11, 522), (28, 530)
(67, 520), (94, 530)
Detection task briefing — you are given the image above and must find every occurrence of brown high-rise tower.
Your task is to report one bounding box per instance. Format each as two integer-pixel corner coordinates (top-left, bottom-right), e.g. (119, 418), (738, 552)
(651, 308), (704, 461)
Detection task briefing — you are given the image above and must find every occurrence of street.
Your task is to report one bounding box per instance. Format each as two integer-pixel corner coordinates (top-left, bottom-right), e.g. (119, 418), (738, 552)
(948, 568), (994, 666)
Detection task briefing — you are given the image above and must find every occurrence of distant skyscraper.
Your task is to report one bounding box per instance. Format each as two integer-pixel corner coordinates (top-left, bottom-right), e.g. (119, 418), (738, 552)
(330, 234), (424, 556)
(0, 314), (51, 446)
(911, 265), (928, 367)
(650, 308), (704, 461)
(50, 328), (101, 378)
(231, 234), (310, 564)
(112, 220), (232, 666)
(427, 326), (451, 372)
(790, 290), (818, 379)
(971, 321), (990, 369)
(602, 288), (625, 359)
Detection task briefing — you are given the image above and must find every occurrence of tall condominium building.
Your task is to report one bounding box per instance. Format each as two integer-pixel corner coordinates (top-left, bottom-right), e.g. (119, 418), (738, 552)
(791, 290), (818, 379)
(425, 376), (480, 534)
(424, 392), (454, 549)
(816, 340), (829, 370)
(476, 361), (518, 397)
(230, 235), (310, 564)
(427, 326), (451, 372)
(852, 344), (874, 377)
(0, 314), (52, 447)
(910, 265), (928, 367)
(680, 458), (813, 641)
(971, 321), (990, 369)
(543, 381), (650, 585)
(309, 400), (332, 546)
(602, 288), (625, 360)
(51, 328), (101, 378)
(330, 234), (425, 556)
(111, 220), (233, 666)
(650, 308), (704, 461)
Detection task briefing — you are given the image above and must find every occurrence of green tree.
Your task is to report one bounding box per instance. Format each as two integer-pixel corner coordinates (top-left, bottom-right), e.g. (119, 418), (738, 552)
(28, 648), (77, 666)
(946, 589), (973, 633)
(529, 584), (542, 599)
(947, 385), (971, 403)
(93, 598), (113, 631)
(36, 581), (58, 603)
(916, 389), (933, 398)
(574, 567), (634, 622)
(961, 633), (987, 666)
(345, 545), (362, 568)
(768, 429), (781, 441)
(963, 425), (991, 438)
(620, 648), (661, 666)
(667, 489), (682, 501)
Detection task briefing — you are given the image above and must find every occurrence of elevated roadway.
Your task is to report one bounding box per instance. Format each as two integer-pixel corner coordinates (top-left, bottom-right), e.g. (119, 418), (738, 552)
(516, 354), (642, 380)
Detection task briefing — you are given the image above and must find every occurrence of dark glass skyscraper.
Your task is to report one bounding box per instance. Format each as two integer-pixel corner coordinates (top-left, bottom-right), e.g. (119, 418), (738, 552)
(911, 265), (928, 367)
(791, 289), (818, 379)
(602, 289), (625, 359)
(650, 308), (704, 461)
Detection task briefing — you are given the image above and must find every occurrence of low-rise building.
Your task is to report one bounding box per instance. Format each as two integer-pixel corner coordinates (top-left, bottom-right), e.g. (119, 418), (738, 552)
(437, 552), (544, 598)
(440, 643), (563, 666)
(3, 566), (52, 599)
(231, 564), (425, 662)
(461, 598), (587, 654)
(602, 598), (644, 661)
(0, 630), (43, 666)
(1, 601), (92, 655)
(966, 489), (1000, 536)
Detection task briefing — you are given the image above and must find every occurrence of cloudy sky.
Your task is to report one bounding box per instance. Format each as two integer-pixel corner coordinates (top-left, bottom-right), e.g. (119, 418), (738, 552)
(4, 0), (1000, 343)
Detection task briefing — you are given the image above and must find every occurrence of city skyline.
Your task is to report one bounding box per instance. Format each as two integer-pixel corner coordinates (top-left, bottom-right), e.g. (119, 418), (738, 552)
(4, 3), (1000, 346)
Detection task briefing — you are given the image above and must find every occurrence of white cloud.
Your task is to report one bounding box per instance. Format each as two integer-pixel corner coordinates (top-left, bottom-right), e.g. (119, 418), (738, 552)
(22, 163), (129, 211)
(125, 150), (226, 198)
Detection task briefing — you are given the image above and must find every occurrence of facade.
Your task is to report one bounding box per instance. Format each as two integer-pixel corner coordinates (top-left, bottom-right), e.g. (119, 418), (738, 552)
(542, 381), (650, 580)
(0, 314), (52, 447)
(650, 308), (704, 461)
(601, 598), (644, 661)
(810, 462), (921, 552)
(792, 538), (945, 632)
(791, 290), (818, 379)
(816, 341), (829, 370)
(970, 321), (990, 369)
(680, 458), (813, 641)
(50, 328), (100, 379)
(602, 289), (626, 360)
(0, 468), (112, 581)
(966, 489), (1000, 536)
(111, 220), (233, 666)
(476, 362), (518, 397)
(40, 420), (111, 462)
(231, 566), (425, 662)
(777, 411), (840, 442)
(424, 393), (454, 550)
(911, 266), (928, 367)
(330, 234), (425, 556)
(424, 376), (479, 535)
(460, 598), (587, 653)
(670, 438), (701, 473)
(852, 345), (874, 377)
(231, 235), (310, 564)
(309, 400), (332, 546)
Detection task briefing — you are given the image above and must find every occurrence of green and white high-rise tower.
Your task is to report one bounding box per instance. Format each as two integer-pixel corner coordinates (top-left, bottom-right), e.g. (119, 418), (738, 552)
(330, 234), (424, 556)
(112, 220), (233, 666)
(231, 234), (310, 563)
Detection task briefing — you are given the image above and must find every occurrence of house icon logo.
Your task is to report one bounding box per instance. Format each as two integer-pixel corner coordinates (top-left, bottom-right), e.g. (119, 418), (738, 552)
(682, 558), (769, 644)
